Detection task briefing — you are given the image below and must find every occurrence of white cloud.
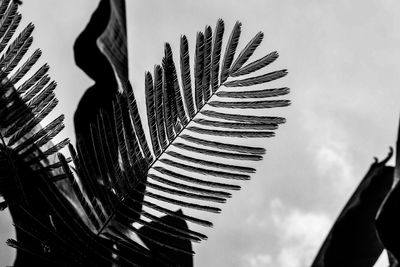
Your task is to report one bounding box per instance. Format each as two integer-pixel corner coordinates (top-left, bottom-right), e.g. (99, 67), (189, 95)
(238, 199), (332, 267)
(270, 199), (332, 267)
(315, 140), (355, 194)
(301, 110), (357, 199)
(243, 253), (273, 267)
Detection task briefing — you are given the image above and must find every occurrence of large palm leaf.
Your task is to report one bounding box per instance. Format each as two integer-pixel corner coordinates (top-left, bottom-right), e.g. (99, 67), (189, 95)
(376, 123), (400, 266)
(311, 150), (394, 267)
(65, 15), (291, 258)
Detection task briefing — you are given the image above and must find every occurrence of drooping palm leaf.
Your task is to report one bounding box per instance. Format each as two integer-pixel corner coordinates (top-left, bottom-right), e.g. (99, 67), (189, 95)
(376, 121), (400, 265)
(311, 150), (394, 267)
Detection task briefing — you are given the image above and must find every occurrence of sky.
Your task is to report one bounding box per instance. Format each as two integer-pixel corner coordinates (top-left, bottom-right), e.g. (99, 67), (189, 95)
(1, 0), (400, 266)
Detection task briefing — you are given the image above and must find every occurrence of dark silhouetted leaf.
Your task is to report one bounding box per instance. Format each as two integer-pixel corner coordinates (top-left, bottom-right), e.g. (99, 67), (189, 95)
(312, 150), (394, 267)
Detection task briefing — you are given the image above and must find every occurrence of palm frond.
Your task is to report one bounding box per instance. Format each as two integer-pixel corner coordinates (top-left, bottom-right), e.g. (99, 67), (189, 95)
(0, 1), (108, 265)
(1, 0), (291, 263)
(0, 0), (65, 177)
(140, 18), (289, 241)
(61, 18), (291, 256)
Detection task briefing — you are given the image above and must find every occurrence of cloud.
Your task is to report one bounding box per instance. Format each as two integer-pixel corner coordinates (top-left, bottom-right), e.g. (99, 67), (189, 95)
(271, 199), (332, 267)
(241, 199), (333, 267)
(300, 109), (359, 202)
(243, 253), (273, 267)
(315, 140), (355, 195)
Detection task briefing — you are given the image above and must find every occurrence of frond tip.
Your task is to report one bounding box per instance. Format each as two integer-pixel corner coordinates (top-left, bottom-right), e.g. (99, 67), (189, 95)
(141, 19), (290, 238)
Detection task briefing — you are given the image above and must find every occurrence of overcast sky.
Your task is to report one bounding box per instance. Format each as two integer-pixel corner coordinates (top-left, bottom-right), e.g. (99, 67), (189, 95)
(1, 0), (400, 266)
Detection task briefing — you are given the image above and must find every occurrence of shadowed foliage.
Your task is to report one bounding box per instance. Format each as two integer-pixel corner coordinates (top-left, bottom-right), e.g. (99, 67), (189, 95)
(312, 150), (394, 267)
(312, 119), (400, 267)
(0, 0), (291, 265)
(376, 124), (400, 266)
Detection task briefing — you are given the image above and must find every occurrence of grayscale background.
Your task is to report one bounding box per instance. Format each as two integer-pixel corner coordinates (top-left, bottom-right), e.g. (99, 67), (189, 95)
(1, 1), (399, 266)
